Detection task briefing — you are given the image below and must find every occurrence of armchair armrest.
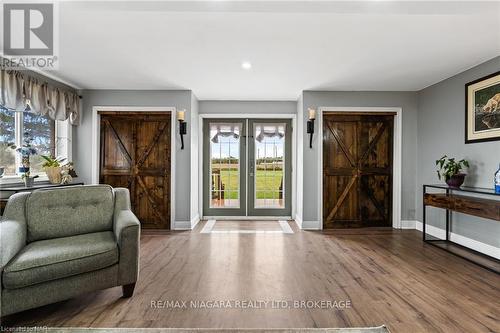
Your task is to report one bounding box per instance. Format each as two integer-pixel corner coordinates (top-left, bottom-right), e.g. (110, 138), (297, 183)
(1, 220), (26, 269)
(113, 188), (140, 286)
(114, 210), (140, 244)
(1, 192), (29, 316)
(1, 192), (29, 269)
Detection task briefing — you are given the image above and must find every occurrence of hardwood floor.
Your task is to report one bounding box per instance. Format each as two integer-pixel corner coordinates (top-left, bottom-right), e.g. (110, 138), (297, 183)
(3, 221), (499, 332)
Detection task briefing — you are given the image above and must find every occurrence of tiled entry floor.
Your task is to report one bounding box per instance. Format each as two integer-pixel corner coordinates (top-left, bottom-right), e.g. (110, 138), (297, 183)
(201, 220), (294, 234)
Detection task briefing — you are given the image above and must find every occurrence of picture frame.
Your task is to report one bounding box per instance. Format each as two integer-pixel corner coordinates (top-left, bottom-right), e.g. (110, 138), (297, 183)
(465, 71), (500, 144)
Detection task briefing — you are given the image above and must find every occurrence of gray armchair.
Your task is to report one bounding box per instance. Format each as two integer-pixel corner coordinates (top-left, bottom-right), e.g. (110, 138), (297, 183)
(0, 185), (140, 317)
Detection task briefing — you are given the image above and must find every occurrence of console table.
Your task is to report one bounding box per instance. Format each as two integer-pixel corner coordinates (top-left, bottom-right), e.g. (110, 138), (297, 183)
(423, 184), (500, 273)
(0, 182), (84, 215)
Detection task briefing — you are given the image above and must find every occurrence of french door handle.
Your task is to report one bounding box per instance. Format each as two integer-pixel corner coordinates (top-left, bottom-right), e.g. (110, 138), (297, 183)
(249, 159), (254, 177)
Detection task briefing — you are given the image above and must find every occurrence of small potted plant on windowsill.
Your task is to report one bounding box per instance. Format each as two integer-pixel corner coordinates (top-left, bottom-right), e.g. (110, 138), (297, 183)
(436, 155), (470, 188)
(21, 172), (39, 187)
(41, 155), (67, 184)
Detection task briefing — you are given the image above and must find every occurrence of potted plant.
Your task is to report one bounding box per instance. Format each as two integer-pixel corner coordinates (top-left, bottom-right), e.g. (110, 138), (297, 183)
(41, 155), (67, 184)
(21, 172), (39, 187)
(436, 155), (470, 188)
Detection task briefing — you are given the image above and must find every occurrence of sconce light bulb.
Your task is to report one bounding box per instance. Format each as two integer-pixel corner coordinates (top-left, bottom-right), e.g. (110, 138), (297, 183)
(308, 108), (316, 120)
(177, 109), (186, 122)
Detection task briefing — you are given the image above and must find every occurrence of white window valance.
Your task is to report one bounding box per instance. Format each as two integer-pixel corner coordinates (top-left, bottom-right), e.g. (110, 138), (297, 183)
(0, 69), (80, 125)
(254, 123), (286, 142)
(210, 123), (241, 143)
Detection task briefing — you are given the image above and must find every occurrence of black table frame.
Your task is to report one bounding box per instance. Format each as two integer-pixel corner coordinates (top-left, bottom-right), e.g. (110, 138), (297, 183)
(422, 184), (500, 273)
(1, 182), (84, 193)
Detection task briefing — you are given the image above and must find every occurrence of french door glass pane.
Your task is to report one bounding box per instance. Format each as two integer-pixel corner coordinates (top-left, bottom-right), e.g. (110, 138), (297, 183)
(254, 123), (285, 208)
(209, 123), (241, 208)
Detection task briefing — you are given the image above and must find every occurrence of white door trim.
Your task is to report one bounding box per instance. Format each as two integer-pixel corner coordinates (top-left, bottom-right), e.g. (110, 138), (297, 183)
(91, 106), (177, 229)
(318, 107), (403, 229)
(199, 113), (297, 220)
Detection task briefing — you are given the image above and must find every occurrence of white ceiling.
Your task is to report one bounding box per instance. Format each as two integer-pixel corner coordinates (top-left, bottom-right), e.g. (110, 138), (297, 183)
(16, 1), (500, 99)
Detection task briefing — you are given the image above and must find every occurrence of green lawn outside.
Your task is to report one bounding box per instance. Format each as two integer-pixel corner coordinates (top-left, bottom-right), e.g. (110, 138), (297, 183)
(216, 169), (283, 199)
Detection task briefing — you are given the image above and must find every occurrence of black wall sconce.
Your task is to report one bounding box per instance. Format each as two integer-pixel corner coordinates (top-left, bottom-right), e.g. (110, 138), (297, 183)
(307, 108), (316, 149)
(177, 110), (187, 150)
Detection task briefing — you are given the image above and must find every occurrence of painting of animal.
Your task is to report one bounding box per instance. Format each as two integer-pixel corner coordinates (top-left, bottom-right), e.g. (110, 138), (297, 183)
(482, 93), (500, 113)
(466, 71), (500, 143)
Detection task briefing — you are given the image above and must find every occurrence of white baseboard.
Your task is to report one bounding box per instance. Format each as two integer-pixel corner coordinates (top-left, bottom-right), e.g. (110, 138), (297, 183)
(173, 220), (192, 230)
(400, 220), (417, 229)
(416, 221), (500, 260)
(294, 214), (303, 229)
(190, 214), (200, 229)
(301, 220), (321, 230)
(294, 215), (321, 230)
(173, 214), (200, 231)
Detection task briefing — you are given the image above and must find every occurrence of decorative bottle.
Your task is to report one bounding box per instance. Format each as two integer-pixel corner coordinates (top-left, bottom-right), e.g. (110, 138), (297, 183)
(495, 163), (500, 194)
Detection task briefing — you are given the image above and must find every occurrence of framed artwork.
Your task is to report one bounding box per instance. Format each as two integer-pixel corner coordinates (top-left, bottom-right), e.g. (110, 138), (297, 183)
(465, 71), (500, 143)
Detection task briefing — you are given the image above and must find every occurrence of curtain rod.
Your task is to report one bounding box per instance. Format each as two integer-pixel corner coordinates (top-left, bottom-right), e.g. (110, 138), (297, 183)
(1, 57), (80, 96)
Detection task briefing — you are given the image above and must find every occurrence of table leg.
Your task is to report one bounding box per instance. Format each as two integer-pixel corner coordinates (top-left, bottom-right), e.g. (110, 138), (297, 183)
(446, 188), (450, 241)
(423, 186), (427, 241)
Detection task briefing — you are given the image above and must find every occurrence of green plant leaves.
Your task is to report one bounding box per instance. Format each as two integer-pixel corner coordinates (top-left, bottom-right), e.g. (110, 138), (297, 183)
(436, 156), (470, 181)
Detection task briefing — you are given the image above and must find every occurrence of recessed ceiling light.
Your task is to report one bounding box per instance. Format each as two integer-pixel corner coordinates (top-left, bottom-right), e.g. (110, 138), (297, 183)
(241, 61), (252, 70)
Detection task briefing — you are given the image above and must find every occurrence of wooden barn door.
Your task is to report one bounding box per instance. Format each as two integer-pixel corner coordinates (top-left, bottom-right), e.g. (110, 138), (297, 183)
(323, 113), (393, 229)
(100, 112), (171, 229)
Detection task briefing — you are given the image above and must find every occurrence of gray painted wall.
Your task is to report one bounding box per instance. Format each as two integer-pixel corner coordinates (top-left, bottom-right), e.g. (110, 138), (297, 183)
(417, 56), (500, 247)
(73, 90), (194, 222)
(199, 100), (297, 114)
(301, 91), (419, 223)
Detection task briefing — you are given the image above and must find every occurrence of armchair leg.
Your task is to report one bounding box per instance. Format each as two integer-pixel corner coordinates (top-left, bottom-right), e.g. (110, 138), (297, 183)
(122, 283), (136, 298)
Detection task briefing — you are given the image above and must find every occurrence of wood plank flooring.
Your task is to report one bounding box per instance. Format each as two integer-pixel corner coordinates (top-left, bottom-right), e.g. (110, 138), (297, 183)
(3, 221), (499, 332)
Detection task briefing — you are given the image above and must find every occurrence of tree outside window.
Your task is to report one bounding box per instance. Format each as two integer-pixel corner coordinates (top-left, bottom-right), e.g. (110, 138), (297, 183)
(0, 107), (55, 177)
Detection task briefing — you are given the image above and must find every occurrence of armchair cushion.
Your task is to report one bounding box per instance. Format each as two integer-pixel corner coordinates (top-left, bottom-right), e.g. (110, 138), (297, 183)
(26, 185), (114, 242)
(3, 231), (118, 289)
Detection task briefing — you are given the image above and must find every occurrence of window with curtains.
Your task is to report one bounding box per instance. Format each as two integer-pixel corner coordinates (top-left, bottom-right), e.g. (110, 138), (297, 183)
(0, 69), (79, 179)
(0, 106), (55, 177)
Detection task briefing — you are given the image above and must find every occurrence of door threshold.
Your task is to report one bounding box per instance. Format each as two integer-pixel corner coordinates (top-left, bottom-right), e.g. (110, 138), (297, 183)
(203, 216), (292, 221)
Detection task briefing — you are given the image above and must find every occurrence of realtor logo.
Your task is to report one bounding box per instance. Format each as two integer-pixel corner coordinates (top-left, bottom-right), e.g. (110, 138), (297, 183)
(2, 2), (58, 69)
(4, 3), (54, 55)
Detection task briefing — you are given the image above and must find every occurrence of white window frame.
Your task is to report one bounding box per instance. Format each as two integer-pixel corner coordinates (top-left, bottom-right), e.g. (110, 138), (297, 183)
(0, 112), (71, 184)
